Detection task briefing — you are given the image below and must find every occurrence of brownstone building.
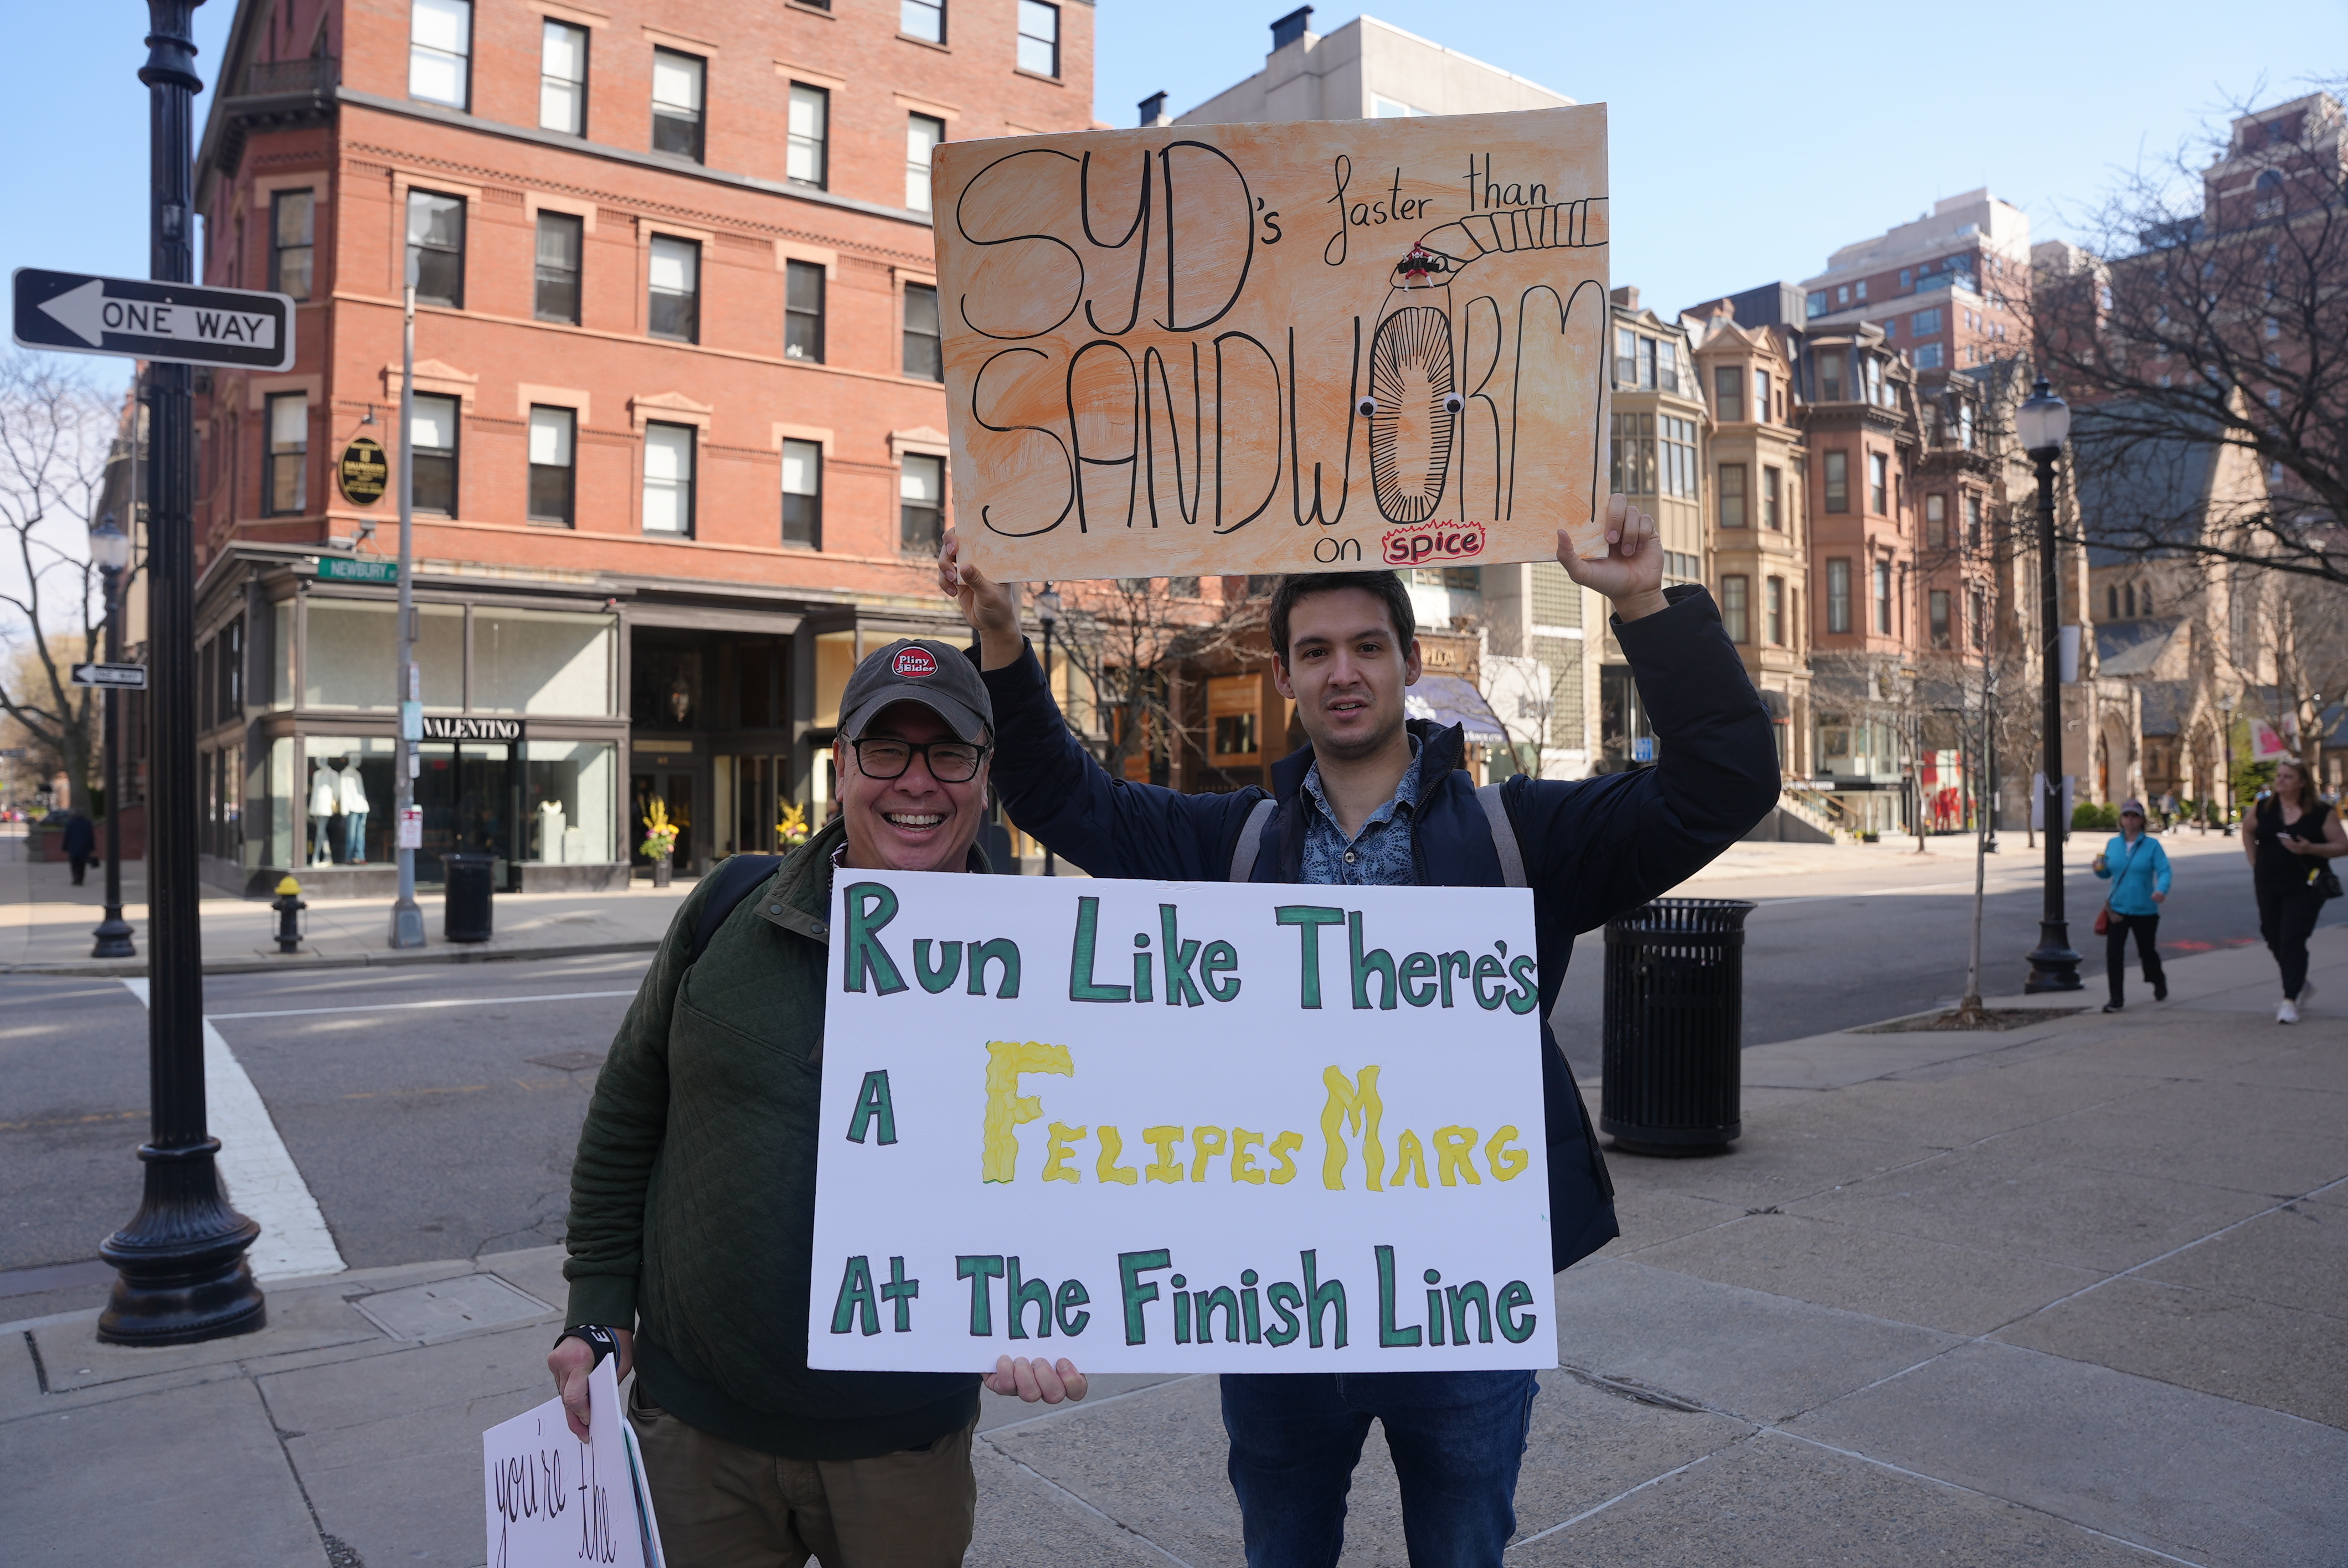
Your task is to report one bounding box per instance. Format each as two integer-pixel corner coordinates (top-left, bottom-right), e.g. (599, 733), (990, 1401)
(190, 0), (1095, 891)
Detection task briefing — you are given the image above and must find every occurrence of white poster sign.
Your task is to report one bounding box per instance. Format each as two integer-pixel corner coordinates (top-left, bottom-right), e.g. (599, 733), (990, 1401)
(481, 1356), (663, 1568)
(807, 871), (1557, 1374)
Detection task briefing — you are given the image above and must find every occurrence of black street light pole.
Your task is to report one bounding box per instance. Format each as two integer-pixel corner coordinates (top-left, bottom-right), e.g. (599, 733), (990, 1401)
(99, 0), (266, 1345)
(2019, 377), (2081, 993)
(90, 513), (136, 960)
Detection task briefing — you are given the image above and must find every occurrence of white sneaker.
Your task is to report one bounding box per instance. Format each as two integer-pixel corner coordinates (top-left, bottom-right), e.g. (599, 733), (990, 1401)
(2278, 998), (2300, 1025)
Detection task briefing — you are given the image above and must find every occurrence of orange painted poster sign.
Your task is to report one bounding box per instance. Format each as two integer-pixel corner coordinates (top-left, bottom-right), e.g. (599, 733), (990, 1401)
(933, 106), (1610, 582)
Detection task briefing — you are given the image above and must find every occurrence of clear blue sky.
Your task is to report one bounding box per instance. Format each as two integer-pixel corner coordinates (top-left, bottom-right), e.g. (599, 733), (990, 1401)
(2, 1), (2334, 359)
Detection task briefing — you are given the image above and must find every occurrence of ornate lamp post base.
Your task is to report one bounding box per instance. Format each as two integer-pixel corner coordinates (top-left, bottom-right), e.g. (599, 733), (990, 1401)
(97, 1138), (265, 1345)
(2024, 921), (2083, 993)
(91, 911), (138, 960)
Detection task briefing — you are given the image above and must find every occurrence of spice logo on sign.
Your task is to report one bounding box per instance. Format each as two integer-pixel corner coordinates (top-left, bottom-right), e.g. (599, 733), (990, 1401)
(892, 647), (940, 679)
(1381, 519), (1486, 568)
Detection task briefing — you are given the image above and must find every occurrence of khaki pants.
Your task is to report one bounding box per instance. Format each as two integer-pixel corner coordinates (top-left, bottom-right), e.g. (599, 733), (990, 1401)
(627, 1379), (978, 1568)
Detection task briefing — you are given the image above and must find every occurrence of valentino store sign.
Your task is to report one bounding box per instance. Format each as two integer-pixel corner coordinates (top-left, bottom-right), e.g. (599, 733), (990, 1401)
(419, 716), (523, 742)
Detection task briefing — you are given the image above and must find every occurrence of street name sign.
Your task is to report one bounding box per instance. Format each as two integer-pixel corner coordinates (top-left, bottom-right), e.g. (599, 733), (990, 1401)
(316, 555), (399, 584)
(12, 268), (295, 372)
(71, 662), (148, 690)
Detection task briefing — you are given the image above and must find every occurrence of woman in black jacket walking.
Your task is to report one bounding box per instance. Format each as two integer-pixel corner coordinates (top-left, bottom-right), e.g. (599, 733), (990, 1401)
(2245, 758), (2346, 1023)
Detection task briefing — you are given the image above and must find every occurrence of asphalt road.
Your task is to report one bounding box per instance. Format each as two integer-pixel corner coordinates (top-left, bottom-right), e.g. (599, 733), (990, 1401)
(3, 829), (2332, 1325)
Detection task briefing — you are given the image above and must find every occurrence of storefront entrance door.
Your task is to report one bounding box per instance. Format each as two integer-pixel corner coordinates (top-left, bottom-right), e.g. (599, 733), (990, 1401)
(630, 770), (695, 868)
(416, 741), (517, 886)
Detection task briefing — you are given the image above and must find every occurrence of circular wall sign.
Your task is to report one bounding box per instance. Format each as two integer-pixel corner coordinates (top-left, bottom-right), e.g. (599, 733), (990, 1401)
(338, 437), (388, 504)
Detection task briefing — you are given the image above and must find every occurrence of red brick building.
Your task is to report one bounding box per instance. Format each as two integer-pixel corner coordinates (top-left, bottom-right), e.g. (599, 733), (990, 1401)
(190, 0), (1095, 892)
(1800, 189), (2031, 375)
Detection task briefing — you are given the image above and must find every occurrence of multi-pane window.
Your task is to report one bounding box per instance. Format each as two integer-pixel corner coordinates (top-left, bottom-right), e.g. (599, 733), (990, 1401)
(786, 260), (825, 362)
(409, 0), (471, 106)
(1911, 308), (1942, 336)
(270, 191), (314, 300)
(788, 84), (829, 188)
(1754, 369), (1772, 421)
(1873, 560), (1892, 635)
(410, 394), (460, 515)
(405, 190), (465, 307)
(528, 406), (575, 525)
(643, 423), (695, 535)
(1614, 327), (1637, 387)
(1660, 416), (1696, 498)
(1656, 341), (1679, 396)
(1823, 450), (1848, 513)
(1914, 344), (1943, 370)
(1766, 576), (1785, 646)
(782, 439), (822, 549)
(902, 0), (945, 43)
(1925, 493), (1947, 548)
(1017, 0), (1059, 76)
(907, 113), (945, 212)
(1965, 495), (1983, 549)
(1929, 589), (1951, 649)
(903, 283), (943, 380)
(534, 212), (582, 324)
(540, 20), (588, 135)
(652, 49), (705, 162)
(1718, 463), (1747, 527)
(1721, 574), (1749, 642)
(1826, 559), (1852, 633)
(1817, 351), (1844, 402)
(1608, 412), (1656, 495)
(1865, 356), (1885, 407)
(900, 453), (945, 552)
(1712, 365), (1743, 422)
(1868, 452), (1888, 513)
(1638, 337), (1657, 390)
(648, 236), (699, 343)
(1970, 587), (1987, 651)
(1762, 466), (1781, 530)
(265, 393), (307, 515)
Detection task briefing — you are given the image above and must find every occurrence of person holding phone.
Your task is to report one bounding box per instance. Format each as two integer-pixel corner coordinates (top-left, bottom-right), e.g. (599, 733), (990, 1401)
(2246, 757), (2347, 1023)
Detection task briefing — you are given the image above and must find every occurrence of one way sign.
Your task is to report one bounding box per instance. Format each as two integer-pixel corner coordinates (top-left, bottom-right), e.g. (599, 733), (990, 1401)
(12, 269), (294, 372)
(71, 662), (148, 690)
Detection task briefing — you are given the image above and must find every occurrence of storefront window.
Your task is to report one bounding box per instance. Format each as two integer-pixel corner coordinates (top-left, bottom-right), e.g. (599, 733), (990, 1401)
(813, 630), (856, 728)
(475, 609), (615, 714)
(268, 737), (296, 868)
(303, 599), (461, 709)
(524, 740), (615, 863)
(297, 737), (397, 868)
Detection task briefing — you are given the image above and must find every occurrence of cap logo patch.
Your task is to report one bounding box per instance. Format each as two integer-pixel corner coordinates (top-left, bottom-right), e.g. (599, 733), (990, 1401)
(892, 647), (940, 679)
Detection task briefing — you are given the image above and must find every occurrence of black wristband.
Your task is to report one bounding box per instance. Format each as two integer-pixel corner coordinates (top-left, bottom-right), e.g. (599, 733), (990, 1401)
(557, 1324), (618, 1369)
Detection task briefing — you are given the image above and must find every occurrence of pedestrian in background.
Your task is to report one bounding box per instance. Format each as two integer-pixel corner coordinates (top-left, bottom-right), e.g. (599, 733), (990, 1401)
(61, 809), (95, 886)
(2246, 757), (2346, 1024)
(2093, 800), (2170, 1013)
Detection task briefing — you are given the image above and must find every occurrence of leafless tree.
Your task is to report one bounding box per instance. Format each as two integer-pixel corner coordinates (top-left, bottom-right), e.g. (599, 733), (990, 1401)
(0, 354), (123, 807)
(1045, 575), (1265, 782)
(2034, 84), (2347, 583)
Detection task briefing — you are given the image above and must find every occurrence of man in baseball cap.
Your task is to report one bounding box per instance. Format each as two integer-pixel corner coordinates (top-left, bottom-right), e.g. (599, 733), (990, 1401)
(552, 634), (1084, 1566)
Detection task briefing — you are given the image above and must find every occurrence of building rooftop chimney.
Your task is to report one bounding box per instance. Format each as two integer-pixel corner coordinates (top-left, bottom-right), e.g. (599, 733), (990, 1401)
(1609, 285), (1640, 310)
(1139, 90), (1170, 127)
(1270, 6), (1314, 49)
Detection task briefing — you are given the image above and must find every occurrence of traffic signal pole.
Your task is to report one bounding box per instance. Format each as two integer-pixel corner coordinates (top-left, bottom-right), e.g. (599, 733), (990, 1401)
(99, 0), (266, 1344)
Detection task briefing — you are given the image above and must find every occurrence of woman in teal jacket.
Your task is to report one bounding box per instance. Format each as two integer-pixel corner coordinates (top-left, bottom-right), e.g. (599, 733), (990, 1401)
(2094, 799), (2172, 1012)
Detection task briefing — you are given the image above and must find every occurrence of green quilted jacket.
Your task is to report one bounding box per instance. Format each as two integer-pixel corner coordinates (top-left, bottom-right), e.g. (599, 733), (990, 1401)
(563, 816), (979, 1458)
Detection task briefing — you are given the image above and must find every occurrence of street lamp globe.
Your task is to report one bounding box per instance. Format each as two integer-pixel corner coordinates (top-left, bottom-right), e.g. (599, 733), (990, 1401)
(1034, 585), (1062, 628)
(89, 512), (132, 573)
(2016, 377), (2071, 457)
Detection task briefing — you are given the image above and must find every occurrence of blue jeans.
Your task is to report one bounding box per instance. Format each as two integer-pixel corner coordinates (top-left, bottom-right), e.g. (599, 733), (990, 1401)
(1222, 1370), (1537, 1567)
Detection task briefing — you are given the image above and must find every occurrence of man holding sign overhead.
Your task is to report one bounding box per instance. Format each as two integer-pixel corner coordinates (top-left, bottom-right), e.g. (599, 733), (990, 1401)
(550, 638), (1085, 1566)
(941, 496), (1778, 1564)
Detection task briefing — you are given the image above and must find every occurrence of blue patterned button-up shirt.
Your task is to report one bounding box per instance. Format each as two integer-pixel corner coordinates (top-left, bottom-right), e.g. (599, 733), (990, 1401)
(1298, 736), (1424, 886)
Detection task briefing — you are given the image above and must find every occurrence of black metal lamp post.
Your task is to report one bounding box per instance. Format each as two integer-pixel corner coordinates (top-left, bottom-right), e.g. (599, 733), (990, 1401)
(98, 0), (266, 1345)
(1035, 584), (1062, 876)
(2019, 377), (2081, 993)
(89, 513), (136, 959)
(2218, 693), (2236, 834)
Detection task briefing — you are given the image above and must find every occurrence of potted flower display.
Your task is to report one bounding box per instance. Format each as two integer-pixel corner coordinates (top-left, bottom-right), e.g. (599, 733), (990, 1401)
(641, 797), (679, 886)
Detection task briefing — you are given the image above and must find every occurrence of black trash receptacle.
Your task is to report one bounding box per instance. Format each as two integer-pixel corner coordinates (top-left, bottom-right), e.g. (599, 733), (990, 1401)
(442, 852), (496, 943)
(1601, 898), (1756, 1155)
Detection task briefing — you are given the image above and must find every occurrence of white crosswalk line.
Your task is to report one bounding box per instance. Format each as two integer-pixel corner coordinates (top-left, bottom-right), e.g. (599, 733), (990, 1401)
(120, 978), (346, 1283)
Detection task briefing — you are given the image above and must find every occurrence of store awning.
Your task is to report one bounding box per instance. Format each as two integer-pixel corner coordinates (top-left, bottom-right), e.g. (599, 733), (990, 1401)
(1405, 675), (1508, 745)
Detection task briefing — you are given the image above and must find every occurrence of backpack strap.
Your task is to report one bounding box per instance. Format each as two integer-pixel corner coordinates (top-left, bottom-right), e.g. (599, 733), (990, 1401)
(1475, 782), (1528, 889)
(1228, 797), (1278, 883)
(688, 854), (785, 965)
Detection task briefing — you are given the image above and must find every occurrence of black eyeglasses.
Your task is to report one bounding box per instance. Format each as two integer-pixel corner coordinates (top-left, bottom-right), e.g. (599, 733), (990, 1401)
(849, 737), (988, 783)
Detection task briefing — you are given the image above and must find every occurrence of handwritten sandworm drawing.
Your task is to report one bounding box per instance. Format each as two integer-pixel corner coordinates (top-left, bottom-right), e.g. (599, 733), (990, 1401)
(933, 106), (1609, 581)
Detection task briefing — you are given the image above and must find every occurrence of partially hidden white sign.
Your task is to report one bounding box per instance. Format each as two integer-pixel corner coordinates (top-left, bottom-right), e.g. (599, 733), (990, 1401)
(481, 1356), (665, 1568)
(807, 871), (1557, 1373)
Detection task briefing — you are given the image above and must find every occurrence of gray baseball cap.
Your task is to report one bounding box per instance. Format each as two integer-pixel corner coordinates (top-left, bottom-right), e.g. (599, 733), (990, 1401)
(838, 637), (993, 744)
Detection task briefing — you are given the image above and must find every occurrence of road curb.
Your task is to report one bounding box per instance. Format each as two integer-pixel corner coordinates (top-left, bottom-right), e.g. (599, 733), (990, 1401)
(1, 937), (660, 979)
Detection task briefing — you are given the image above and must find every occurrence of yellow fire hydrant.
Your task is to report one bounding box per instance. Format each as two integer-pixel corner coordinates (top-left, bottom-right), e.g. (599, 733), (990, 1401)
(271, 874), (306, 955)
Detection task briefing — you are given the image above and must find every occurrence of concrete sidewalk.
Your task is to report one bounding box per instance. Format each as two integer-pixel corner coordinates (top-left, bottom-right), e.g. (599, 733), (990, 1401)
(0, 837), (692, 976)
(6, 922), (2341, 1566)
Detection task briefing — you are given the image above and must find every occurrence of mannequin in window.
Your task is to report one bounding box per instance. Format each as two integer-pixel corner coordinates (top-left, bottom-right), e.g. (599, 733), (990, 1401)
(537, 793), (568, 863)
(309, 761), (338, 865)
(339, 756), (371, 864)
